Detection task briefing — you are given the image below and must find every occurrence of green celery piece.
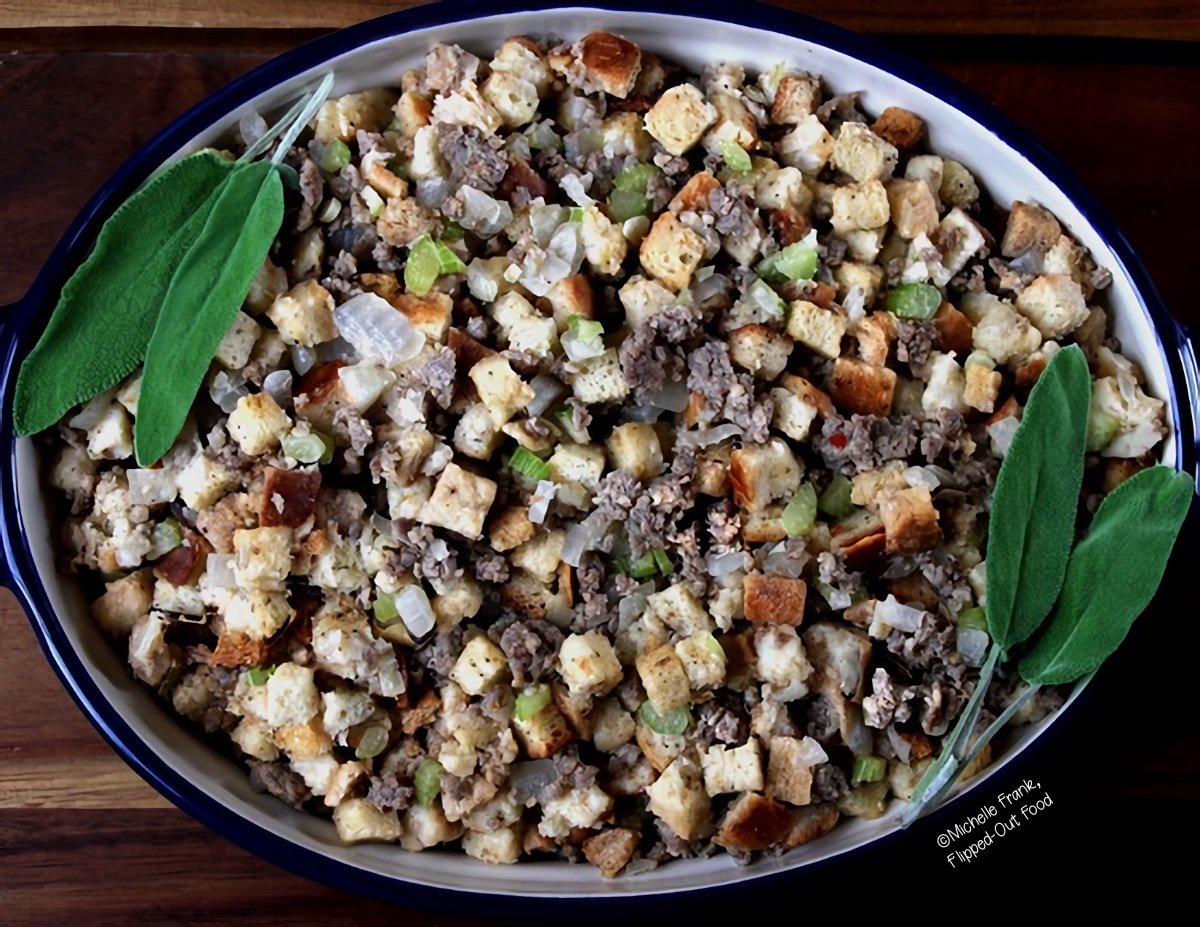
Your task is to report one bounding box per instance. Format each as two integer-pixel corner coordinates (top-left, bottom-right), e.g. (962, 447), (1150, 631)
(13, 151), (235, 436)
(986, 345), (1091, 654)
(135, 161), (284, 465)
(1019, 467), (1193, 685)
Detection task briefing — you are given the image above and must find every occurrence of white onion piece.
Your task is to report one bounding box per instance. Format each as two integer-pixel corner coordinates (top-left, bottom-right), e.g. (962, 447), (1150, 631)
(679, 424), (741, 448)
(459, 186), (513, 238)
(548, 222), (584, 274)
(339, 361), (396, 413)
(290, 344), (317, 375)
(205, 553), (237, 588)
(624, 404), (662, 423)
(262, 370), (293, 409)
(466, 259), (500, 303)
(903, 466), (942, 491)
(617, 581), (656, 629)
(316, 336), (360, 363)
(694, 271), (731, 306)
(208, 371), (248, 413)
(561, 512), (607, 567)
(519, 245), (572, 296)
(126, 468), (178, 505)
(886, 727), (911, 765)
(843, 284), (867, 325)
(505, 132), (531, 163)
(370, 513), (396, 538)
(560, 172), (594, 206)
(238, 111), (269, 146)
(510, 759), (558, 802)
(706, 550), (748, 577)
(67, 390), (117, 431)
(526, 374), (565, 417)
(957, 627), (989, 667)
(528, 480), (558, 525)
(622, 215), (650, 244)
(870, 594), (926, 638)
(560, 93), (598, 131)
(1008, 248), (1044, 276)
(529, 202), (569, 247)
(646, 378), (690, 413)
(561, 326), (606, 363)
(968, 560), (988, 606)
(764, 543), (807, 579)
(816, 581), (853, 610)
(846, 714), (875, 756)
(396, 584), (436, 639)
(796, 736), (829, 767)
(416, 177), (454, 208)
(987, 415), (1020, 457)
(334, 292), (425, 367)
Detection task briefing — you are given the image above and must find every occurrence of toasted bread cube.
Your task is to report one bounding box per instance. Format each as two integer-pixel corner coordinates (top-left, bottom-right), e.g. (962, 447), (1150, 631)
(378, 196), (441, 248)
(754, 624), (812, 702)
(639, 212), (705, 291)
(227, 392), (290, 456)
(401, 802), (464, 851)
(579, 205), (628, 276)
(778, 114), (834, 174)
(842, 228), (885, 264)
(408, 125), (445, 181)
(646, 756), (711, 840)
(491, 36), (552, 94)
(904, 154), (944, 210)
(646, 582), (715, 636)
(394, 291), (453, 344)
(453, 402), (503, 461)
(1015, 273), (1090, 339)
(644, 83), (717, 156)
(512, 699), (576, 758)
(765, 736), (815, 806)
(921, 352), (967, 416)
(592, 697), (636, 752)
(215, 311), (262, 370)
(832, 122), (897, 183)
(714, 792), (792, 851)
(462, 826), (522, 864)
(833, 262), (886, 306)
(420, 462), (498, 541)
(265, 662), (319, 729)
(670, 171), (722, 213)
(569, 349), (629, 405)
(575, 31), (641, 98)
(92, 569), (154, 638)
(177, 455), (238, 510)
(511, 529), (565, 584)
(558, 631), (623, 698)
(615, 611), (670, 665)
(755, 166), (812, 213)
(481, 70), (539, 128)
(964, 360), (1002, 413)
(600, 111), (653, 160)
(606, 422), (664, 480)
(232, 527), (292, 592)
(538, 782), (613, 838)
(803, 622), (872, 700)
(392, 89), (433, 137)
(850, 462), (908, 512)
(224, 590), (294, 641)
(634, 723), (686, 775)
(314, 89), (397, 143)
(871, 106), (925, 151)
(618, 275), (676, 329)
(936, 207), (987, 275)
(854, 313), (893, 367)
(730, 439), (802, 512)
(886, 178), (939, 240)
(963, 291), (1043, 364)
(741, 506), (786, 543)
(432, 81), (502, 134)
(431, 575), (483, 631)
(830, 358), (896, 417)
(771, 74), (821, 125)
(744, 573), (808, 626)
(701, 740), (764, 796)
(939, 159), (979, 210)
(363, 161), (409, 200)
(786, 300), (847, 358)
(546, 275), (595, 330)
(266, 280), (336, 346)
(879, 486), (942, 554)
(636, 644), (691, 714)
(702, 91), (758, 153)
(770, 374), (831, 443)
(547, 442), (606, 509)
(333, 798), (403, 844)
(1002, 200), (1062, 257)
(451, 634), (509, 696)
(551, 682), (593, 740)
(489, 505), (537, 553)
(695, 442), (732, 496)
(728, 324), (794, 381)
(582, 828), (639, 879)
(675, 631), (726, 692)
(469, 355), (534, 428)
(229, 718), (277, 761)
(831, 180), (890, 233)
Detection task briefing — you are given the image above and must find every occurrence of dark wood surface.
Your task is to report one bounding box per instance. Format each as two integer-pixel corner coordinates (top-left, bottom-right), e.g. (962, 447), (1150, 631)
(2, 4), (1198, 922)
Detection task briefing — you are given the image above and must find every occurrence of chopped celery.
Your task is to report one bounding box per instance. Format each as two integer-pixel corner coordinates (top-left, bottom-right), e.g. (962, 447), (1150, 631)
(965, 351), (996, 369)
(404, 234), (441, 295)
(1086, 408), (1121, 452)
(782, 483), (818, 537)
(612, 162), (662, 193)
(442, 219), (465, 240)
(652, 547), (674, 576)
(957, 606), (988, 631)
(148, 519), (183, 559)
(360, 185), (385, 218)
(282, 430), (334, 465)
(885, 282), (942, 320)
(818, 474), (855, 519)
(720, 139), (752, 174)
(509, 447), (552, 481)
(567, 315), (604, 342)
(625, 552), (659, 579)
(433, 239), (467, 275)
(315, 198), (342, 224)
(515, 684), (552, 721)
(373, 592), (401, 627)
(851, 754), (887, 784)
(756, 241), (818, 283)
(747, 278), (787, 315)
(355, 725), (389, 760)
(638, 701), (690, 735)
(317, 138), (351, 173)
(701, 632), (724, 657)
(568, 206), (585, 222)
(386, 157), (410, 180)
(246, 666), (273, 686)
(608, 188), (648, 222)
(414, 760), (443, 807)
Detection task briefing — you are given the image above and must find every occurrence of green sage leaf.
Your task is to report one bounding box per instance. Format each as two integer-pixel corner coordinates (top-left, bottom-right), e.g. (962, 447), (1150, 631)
(986, 345), (1091, 653)
(13, 151), (235, 436)
(1019, 467), (1194, 685)
(134, 161), (284, 465)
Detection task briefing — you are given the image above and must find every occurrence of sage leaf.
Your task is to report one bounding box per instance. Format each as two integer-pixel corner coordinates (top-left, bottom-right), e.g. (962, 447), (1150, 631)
(986, 345), (1091, 653)
(13, 151), (235, 436)
(134, 161), (284, 465)
(1019, 467), (1194, 685)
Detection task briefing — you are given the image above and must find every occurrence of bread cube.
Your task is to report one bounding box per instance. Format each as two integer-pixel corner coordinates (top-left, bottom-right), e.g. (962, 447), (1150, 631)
(392, 89), (433, 137)
(606, 422), (664, 480)
(512, 698), (576, 759)
(559, 631), (624, 698)
(488, 505), (537, 553)
(644, 83), (717, 156)
(636, 644), (691, 714)
(939, 159), (979, 209)
(640, 212), (705, 291)
(831, 180), (890, 233)
(771, 74), (821, 125)
(215, 312), (262, 370)
(646, 582), (714, 636)
(871, 106), (925, 151)
(830, 357), (896, 417)
(580, 205), (628, 276)
(619, 275), (676, 329)
(963, 291), (1043, 364)
(462, 826), (522, 864)
(482, 70), (539, 127)
(224, 590), (294, 641)
(964, 360), (1002, 413)
(582, 828), (639, 879)
(569, 349), (629, 404)
(575, 31), (641, 98)
(394, 291), (453, 344)
(333, 798), (403, 844)
(401, 802), (464, 851)
(832, 122), (897, 182)
(546, 275), (595, 330)
(702, 91), (758, 153)
(1002, 200), (1062, 257)
(491, 36), (552, 94)
(754, 624), (812, 702)
(377, 196), (441, 248)
(730, 439), (802, 512)
(451, 633), (510, 695)
(469, 355), (534, 428)
(728, 324), (794, 381)
(701, 741), (763, 796)
(266, 662), (320, 729)
(266, 280), (336, 346)
(755, 166), (812, 213)
(833, 262), (886, 305)
(879, 486), (943, 554)
(420, 462), (498, 541)
(453, 402), (503, 461)
(765, 736), (815, 806)
(778, 114), (834, 174)
(432, 81), (502, 134)
(511, 529), (565, 584)
(1015, 273), (1090, 339)
(490, 291), (558, 361)
(227, 392), (290, 456)
(744, 573), (807, 626)
(538, 782), (613, 838)
(786, 300), (847, 358)
(92, 569), (154, 638)
(675, 631), (726, 692)
(921, 352), (968, 416)
(646, 756), (711, 840)
(232, 527), (292, 592)
(887, 178), (939, 239)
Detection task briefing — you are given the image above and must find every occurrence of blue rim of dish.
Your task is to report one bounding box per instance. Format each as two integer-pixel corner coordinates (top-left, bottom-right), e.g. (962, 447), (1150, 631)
(1, 0), (1197, 909)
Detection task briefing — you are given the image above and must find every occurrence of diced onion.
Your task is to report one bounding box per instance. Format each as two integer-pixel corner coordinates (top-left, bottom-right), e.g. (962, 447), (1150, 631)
(796, 736), (829, 767)
(561, 511), (607, 567)
(548, 222), (584, 274)
(459, 186), (513, 238)
(263, 370), (293, 409)
(987, 415), (1020, 457)
(560, 172), (594, 207)
(561, 325), (606, 363)
(617, 581), (655, 628)
(68, 391), (117, 431)
(694, 271), (731, 307)
(903, 466), (942, 491)
(529, 202), (569, 247)
(624, 404), (662, 423)
(290, 344), (317, 375)
(205, 553), (237, 588)
(622, 215), (651, 244)
(316, 337), (359, 363)
(678, 424), (741, 448)
(705, 550), (748, 577)
(334, 292), (425, 367)
(956, 626), (990, 667)
(208, 371), (248, 413)
(843, 284), (867, 324)
(520, 245), (572, 297)
(416, 177), (454, 208)
(886, 726), (911, 765)
(764, 542), (808, 579)
(238, 111), (269, 146)
(526, 374), (565, 417)
(395, 584), (436, 639)
(126, 469), (178, 505)
(814, 580), (852, 610)
(510, 759), (558, 803)
(871, 594), (925, 636)
(646, 378), (690, 413)
(528, 480), (558, 525)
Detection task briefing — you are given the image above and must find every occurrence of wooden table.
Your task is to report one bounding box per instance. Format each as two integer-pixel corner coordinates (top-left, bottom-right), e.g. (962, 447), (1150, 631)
(1, 2), (1197, 921)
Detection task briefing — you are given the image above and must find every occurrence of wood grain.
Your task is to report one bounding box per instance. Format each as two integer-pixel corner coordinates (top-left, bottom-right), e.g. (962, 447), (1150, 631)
(0, 0), (1198, 40)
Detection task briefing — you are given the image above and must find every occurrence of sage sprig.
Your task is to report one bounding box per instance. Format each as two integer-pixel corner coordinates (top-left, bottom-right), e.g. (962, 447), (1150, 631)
(901, 346), (1194, 825)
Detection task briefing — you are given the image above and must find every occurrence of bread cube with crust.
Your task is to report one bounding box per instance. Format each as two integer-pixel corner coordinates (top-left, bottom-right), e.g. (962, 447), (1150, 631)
(580, 205), (628, 276)
(831, 180), (890, 233)
(583, 828), (640, 879)
(936, 207), (987, 275)
(646, 583), (714, 637)
(451, 633), (509, 695)
(922, 352), (968, 416)
(512, 699), (576, 759)
(333, 798), (403, 844)
(771, 74), (821, 125)
(904, 154), (944, 211)
(482, 70), (539, 128)
(802, 622), (872, 700)
(224, 590), (294, 641)
(265, 662), (320, 729)
(701, 740), (764, 796)
(771, 374), (832, 443)
(215, 312), (261, 370)
(453, 402), (503, 461)
(575, 31), (642, 98)
(640, 212), (706, 291)
(963, 291), (1043, 364)
(939, 159), (979, 209)
(491, 36), (552, 95)
(606, 422), (664, 481)
(744, 574), (808, 626)
(871, 106), (925, 151)
(830, 358), (896, 417)
(731, 439), (802, 512)
(569, 348), (629, 405)
(646, 756), (711, 840)
(227, 392), (290, 456)
(879, 486), (942, 554)
(314, 89), (397, 143)
(644, 83), (717, 156)
(754, 624), (813, 702)
(778, 115), (834, 175)
(469, 355), (534, 427)
(420, 462), (498, 541)
(267, 280), (336, 346)
(546, 275), (595, 329)
(675, 631), (726, 692)
(714, 793), (792, 851)
(670, 171), (722, 213)
(394, 291), (453, 344)
(1002, 200), (1062, 257)
(636, 644), (691, 714)
(832, 122), (898, 182)
(755, 166), (812, 213)
(392, 89), (433, 136)
(1015, 273), (1090, 339)
(432, 81), (502, 134)
(559, 631), (623, 698)
(537, 782), (613, 838)
(547, 442), (606, 509)
(964, 360), (1002, 413)
(786, 300), (847, 358)
(92, 568), (154, 638)
(511, 529), (565, 584)
(619, 274), (676, 329)
(232, 527), (292, 592)
(401, 802), (464, 851)
(833, 261), (885, 305)
(765, 736), (816, 806)
(728, 324), (794, 381)
(178, 454), (238, 510)
(702, 91), (758, 153)
(886, 178), (939, 239)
